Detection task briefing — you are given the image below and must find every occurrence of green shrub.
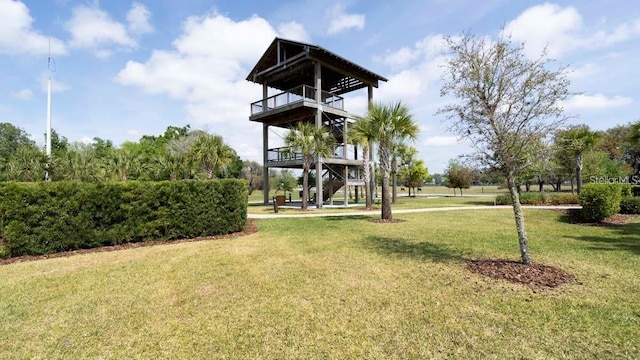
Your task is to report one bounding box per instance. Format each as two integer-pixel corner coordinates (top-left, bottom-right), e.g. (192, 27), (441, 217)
(547, 193), (580, 205)
(494, 192), (579, 205)
(620, 184), (632, 198)
(632, 185), (640, 197)
(494, 194), (511, 205)
(579, 184), (622, 222)
(620, 197), (640, 214)
(0, 180), (247, 257)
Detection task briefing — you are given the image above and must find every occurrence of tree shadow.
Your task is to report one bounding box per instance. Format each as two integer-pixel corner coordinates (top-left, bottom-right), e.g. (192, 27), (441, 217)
(565, 222), (640, 255)
(360, 236), (463, 263)
(323, 215), (371, 221)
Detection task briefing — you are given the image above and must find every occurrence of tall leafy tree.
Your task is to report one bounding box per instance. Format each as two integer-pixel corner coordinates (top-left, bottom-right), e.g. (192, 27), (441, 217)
(445, 160), (474, 196)
(556, 125), (600, 193)
(364, 102), (419, 220)
(628, 120), (640, 174)
(438, 32), (572, 265)
(284, 122), (335, 210)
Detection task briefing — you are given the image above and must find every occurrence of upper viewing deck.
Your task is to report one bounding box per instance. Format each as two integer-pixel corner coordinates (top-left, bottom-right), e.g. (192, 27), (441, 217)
(250, 85), (344, 118)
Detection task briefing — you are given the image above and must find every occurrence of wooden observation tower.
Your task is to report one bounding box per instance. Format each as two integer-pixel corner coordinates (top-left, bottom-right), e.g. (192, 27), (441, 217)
(246, 38), (387, 208)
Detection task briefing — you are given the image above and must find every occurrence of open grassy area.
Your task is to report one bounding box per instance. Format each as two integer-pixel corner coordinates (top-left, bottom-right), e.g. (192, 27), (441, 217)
(1, 209), (638, 358)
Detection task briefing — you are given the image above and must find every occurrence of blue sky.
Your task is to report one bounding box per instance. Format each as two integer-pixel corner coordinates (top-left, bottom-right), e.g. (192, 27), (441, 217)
(1, 0), (638, 173)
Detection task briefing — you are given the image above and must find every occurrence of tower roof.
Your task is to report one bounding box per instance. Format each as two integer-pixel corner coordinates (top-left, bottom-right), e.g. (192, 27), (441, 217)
(246, 38), (387, 95)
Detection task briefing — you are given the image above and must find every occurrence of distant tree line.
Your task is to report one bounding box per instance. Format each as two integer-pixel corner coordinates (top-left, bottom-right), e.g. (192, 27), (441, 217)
(437, 121), (640, 194)
(0, 122), (263, 185)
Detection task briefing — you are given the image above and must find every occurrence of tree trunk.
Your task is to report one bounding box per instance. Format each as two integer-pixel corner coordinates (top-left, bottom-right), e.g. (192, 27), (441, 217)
(392, 170), (398, 204)
(507, 174), (532, 265)
(379, 143), (392, 220)
(570, 178), (574, 194)
(391, 156), (398, 204)
(302, 166), (309, 210)
(363, 147), (372, 209)
(556, 179), (562, 192)
(576, 154), (583, 194)
(538, 178), (544, 192)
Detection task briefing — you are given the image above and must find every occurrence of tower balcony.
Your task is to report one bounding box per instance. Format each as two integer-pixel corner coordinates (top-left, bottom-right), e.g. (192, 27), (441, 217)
(250, 85), (346, 125)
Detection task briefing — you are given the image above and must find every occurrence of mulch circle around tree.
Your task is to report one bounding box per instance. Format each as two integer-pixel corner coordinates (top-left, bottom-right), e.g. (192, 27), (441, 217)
(1, 220), (258, 266)
(466, 258), (576, 290)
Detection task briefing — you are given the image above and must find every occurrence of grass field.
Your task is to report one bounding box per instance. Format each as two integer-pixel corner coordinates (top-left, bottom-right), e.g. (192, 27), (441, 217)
(1, 209), (638, 359)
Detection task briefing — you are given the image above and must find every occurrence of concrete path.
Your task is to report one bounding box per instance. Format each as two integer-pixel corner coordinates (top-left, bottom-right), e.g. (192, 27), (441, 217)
(248, 205), (581, 219)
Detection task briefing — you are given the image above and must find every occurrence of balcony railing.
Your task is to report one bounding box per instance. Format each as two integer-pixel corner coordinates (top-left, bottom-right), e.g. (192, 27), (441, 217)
(251, 85), (344, 115)
(268, 147), (303, 162)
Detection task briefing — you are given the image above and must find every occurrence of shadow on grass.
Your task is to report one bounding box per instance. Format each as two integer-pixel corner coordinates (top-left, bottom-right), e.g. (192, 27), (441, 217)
(324, 215), (371, 221)
(360, 236), (462, 263)
(566, 222), (640, 256)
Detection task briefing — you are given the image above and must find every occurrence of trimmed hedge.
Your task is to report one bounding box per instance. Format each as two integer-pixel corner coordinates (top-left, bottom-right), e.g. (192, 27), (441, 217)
(620, 197), (640, 214)
(0, 180), (247, 257)
(494, 192), (579, 206)
(620, 184), (633, 198)
(579, 184), (622, 222)
(632, 185), (640, 197)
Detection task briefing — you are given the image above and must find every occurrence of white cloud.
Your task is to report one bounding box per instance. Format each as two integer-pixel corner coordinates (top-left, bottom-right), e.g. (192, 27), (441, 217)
(504, 3), (583, 58)
(424, 136), (459, 147)
(116, 12), (281, 160)
(127, 128), (140, 137)
(11, 88), (33, 100)
(0, 0), (66, 55)
(66, 3), (136, 58)
(127, 2), (154, 35)
(505, 3), (640, 59)
(563, 94), (633, 110)
(277, 21), (310, 42)
(378, 35), (447, 68)
(326, 5), (365, 35)
(566, 62), (602, 80)
(380, 46), (419, 67)
(376, 35), (448, 102)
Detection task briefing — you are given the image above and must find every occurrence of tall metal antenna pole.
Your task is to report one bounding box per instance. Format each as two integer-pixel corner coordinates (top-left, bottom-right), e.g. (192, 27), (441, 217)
(45, 37), (52, 181)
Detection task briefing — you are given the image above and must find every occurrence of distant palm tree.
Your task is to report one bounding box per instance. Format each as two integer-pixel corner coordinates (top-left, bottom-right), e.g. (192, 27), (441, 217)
(59, 143), (97, 182)
(350, 115), (376, 209)
(365, 102), (419, 220)
(558, 125), (600, 193)
(189, 133), (234, 179)
(5, 145), (47, 181)
(102, 148), (140, 182)
(284, 122), (335, 210)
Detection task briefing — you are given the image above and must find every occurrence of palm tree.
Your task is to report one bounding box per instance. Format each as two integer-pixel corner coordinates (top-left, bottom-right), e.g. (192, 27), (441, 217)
(284, 122), (335, 210)
(365, 102), (419, 220)
(189, 133), (234, 179)
(558, 125), (600, 193)
(102, 148), (140, 182)
(350, 116), (376, 209)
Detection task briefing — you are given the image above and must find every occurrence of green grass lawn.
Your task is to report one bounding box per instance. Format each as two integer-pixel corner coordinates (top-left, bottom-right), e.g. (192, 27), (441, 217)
(1, 209), (638, 359)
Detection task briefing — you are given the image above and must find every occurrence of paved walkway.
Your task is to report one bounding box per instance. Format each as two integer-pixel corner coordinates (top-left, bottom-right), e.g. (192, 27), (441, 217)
(248, 205), (581, 219)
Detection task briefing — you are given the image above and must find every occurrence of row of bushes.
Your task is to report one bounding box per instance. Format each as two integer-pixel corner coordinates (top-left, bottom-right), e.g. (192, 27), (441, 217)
(495, 192), (580, 206)
(0, 180), (247, 257)
(579, 183), (640, 222)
